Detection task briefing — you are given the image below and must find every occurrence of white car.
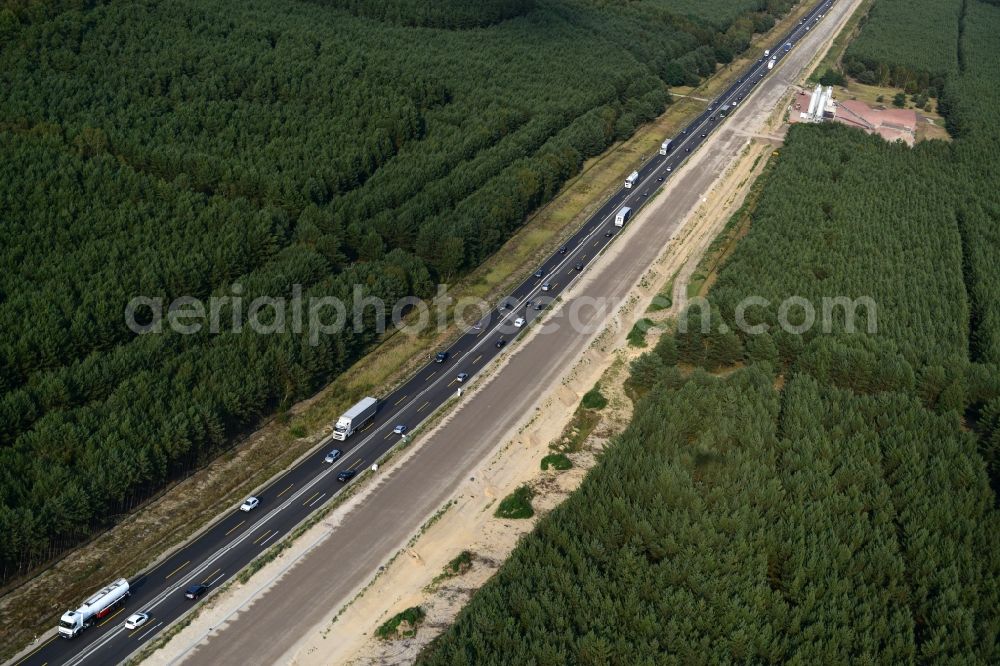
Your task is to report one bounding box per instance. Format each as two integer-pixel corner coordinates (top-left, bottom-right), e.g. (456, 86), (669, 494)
(240, 496), (259, 512)
(541, 282), (552, 291)
(514, 318), (526, 328)
(124, 612), (149, 630)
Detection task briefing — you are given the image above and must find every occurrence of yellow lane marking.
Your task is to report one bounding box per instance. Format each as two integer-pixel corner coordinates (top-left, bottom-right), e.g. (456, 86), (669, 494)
(447, 379), (457, 387)
(276, 483), (293, 498)
(417, 401), (429, 413)
(253, 530), (273, 545)
(224, 520), (245, 536)
(201, 568), (221, 584)
(360, 422), (373, 432)
(394, 395), (407, 406)
(165, 560), (190, 579)
(425, 371), (436, 381)
(302, 492), (319, 506)
(472, 354), (482, 365)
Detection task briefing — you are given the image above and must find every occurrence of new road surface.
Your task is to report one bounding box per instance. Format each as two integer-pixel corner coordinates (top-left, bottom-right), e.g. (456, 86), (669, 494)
(13, 3), (836, 664)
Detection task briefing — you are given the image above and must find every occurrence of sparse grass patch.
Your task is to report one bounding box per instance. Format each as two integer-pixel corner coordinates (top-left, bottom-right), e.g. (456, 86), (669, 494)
(581, 385), (608, 410)
(627, 318), (655, 347)
(494, 486), (535, 519)
(647, 279), (675, 312)
(376, 606), (426, 640)
(541, 453), (573, 471)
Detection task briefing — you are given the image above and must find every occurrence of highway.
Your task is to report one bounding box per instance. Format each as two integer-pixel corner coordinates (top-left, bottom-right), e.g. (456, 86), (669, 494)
(11, 3), (835, 664)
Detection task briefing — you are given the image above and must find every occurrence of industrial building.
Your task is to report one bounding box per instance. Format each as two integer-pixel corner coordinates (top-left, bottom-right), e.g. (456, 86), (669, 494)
(789, 84), (918, 146)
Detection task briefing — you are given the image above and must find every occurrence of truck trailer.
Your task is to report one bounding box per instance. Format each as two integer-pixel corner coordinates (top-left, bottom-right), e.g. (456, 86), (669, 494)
(659, 139), (672, 155)
(624, 171), (639, 189)
(58, 578), (130, 638)
(615, 207), (632, 227)
(332, 396), (378, 441)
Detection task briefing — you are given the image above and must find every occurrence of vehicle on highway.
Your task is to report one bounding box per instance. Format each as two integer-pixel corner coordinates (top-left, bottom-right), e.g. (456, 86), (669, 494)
(456, 372), (469, 383)
(501, 300), (513, 310)
(495, 338), (507, 348)
(124, 613), (149, 630)
(514, 317), (526, 328)
(604, 229), (613, 237)
(240, 496), (259, 512)
(666, 166), (672, 172)
(534, 268), (545, 278)
(659, 139), (672, 155)
(701, 132), (707, 137)
(337, 469), (357, 483)
(534, 302), (545, 311)
(58, 579), (130, 638)
(435, 351), (449, 363)
(685, 147), (691, 153)
(332, 396), (378, 441)
(184, 584), (207, 600)
(709, 115), (715, 121)
(393, 424), (407, 435)
(624, 170), (639, 189)
(559, 246), (567, 254)
(324, 449), (342, 463)
(657, 176), (664, 182)
(615, 206), (632, 226)
(541, 281), (552, 291)
(574, 261), (584, 270)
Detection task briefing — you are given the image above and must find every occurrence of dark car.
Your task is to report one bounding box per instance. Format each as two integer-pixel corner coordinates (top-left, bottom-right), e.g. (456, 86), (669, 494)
(604, 229), (613, 237)
(337, 469), (357, 483)
(558, 246), (567, 254)
(435, 351), (448, 363)
(495, 338), (507, 348)
(709, 115), (715, 121)
(534, 268), (545, 278)
(701, 132), (707, 138)
(574, 262), (584, 271)
(534, 302), (545, 311)
(185, 584), (207, 600)
(657, 176), (664, 182)
(685, 147), (691, 153)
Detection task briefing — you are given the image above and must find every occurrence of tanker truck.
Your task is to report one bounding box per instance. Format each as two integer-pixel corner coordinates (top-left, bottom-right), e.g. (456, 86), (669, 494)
(58, 578), (130, 638)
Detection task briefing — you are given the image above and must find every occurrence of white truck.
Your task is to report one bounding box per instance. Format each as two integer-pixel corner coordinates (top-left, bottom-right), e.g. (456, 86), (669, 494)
(615, 206), (632, 227)
(58, 578), (130, 638)
(624, 170), (639, 189)
(332, 396), (378, 441)
(659, 139), (672, 155)
(764, 48), (770, 57)
(768, 57), (776, 70)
